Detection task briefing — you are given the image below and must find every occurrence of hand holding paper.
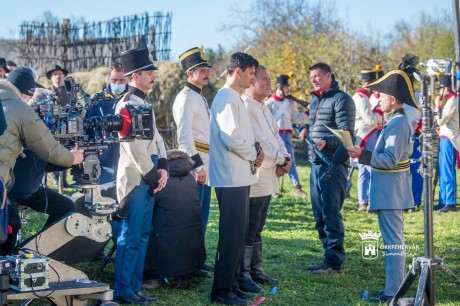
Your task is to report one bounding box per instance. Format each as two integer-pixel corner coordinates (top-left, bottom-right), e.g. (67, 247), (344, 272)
(324, 125), (354, 148)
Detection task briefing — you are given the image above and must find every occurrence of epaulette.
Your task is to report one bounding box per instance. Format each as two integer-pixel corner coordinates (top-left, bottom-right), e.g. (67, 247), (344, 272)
(184, 87), (190, 94)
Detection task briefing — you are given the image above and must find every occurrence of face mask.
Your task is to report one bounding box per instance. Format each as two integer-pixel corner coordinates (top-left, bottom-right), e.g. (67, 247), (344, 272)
(111, 83), (126, 95)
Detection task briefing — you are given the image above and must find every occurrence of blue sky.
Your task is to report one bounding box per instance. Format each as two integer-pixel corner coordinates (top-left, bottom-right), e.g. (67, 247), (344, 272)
(1, 0), (452, 59)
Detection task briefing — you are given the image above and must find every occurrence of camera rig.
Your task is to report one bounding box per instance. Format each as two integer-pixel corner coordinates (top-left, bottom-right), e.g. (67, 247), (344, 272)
(34, 81), (155, 221)
(35, 89), (154, 186)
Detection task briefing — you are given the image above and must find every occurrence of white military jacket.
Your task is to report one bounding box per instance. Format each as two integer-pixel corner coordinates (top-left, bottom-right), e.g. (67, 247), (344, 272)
(209, 86), (257, 187)
(172, 82), (210, 176)
(115, 88), (167, 203)
(352, 88), (380, 147)
(435, 93), (460, 151)
(242, 94), (289, 197)
(265, 95), (307, 131)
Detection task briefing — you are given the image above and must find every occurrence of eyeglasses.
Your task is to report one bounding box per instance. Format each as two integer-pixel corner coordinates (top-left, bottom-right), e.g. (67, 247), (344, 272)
(147, 43), (154, 63)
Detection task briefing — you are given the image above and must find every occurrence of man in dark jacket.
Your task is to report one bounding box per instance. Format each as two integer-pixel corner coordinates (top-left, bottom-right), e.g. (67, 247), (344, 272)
(299, 62), (355, 275)
(85, 63), (127, 192)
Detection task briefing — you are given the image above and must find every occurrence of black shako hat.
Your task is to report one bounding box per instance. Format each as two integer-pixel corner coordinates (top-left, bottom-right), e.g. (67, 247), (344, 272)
(360, 65), (383, 83)
(46, 65), (68, 79)
(438, 74), (452, 89)
(120, 47), (158, 76)
(366, 70), (420, 111)
(179, 46), (212, 71)
(7, 67), (36, 96)
(0, 58), (10, 73)
(276, 74), (289, 87)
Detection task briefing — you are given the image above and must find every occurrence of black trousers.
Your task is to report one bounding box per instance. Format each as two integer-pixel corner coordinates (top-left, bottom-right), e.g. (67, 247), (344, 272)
(9, 187), (76, 228)
(246, 195), (271, 245)
(310, 163), (347, 269)
(211, 186), (250, 295)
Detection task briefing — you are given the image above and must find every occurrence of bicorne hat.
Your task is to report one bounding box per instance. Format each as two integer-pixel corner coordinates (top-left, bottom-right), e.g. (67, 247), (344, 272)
(366, 70), (420, 110)
(179, 46), (212, 71)
(276, 74), (289, 87)
(121, 47), (158, 76)
(46, 65), (69, 79)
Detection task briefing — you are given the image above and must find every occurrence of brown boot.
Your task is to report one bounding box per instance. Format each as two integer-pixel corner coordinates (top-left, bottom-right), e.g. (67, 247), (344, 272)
(293, 185), (307, 198)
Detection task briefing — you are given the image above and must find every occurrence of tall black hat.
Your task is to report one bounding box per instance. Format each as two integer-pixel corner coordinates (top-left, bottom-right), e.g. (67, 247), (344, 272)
(46, 65), (68, 79)
(0, 58), (10, 73)
(366, 70), (420, 110)
(121, 47), (158, 76)
(179, 46), (212, 71)
(361, 65), (383, 83)
(276, 74), (289, 87)
(438, 74), (452, 88)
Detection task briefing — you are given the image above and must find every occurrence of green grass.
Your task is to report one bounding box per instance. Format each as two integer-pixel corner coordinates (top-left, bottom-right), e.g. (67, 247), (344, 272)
(19, 159), (460, 305)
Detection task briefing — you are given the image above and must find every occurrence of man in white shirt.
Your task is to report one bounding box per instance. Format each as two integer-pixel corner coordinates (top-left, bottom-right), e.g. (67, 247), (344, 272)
(239, 65), (291, 294)
(265, 75), (308, 198)
(209, 52), (264, 306)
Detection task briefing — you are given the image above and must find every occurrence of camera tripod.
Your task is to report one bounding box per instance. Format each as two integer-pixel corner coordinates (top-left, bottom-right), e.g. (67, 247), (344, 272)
(390, 74), (460, 306)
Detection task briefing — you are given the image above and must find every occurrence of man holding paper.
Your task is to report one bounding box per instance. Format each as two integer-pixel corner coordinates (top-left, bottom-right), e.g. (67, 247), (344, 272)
(299, 63), (355, 275)
(346, 69), (416, 303)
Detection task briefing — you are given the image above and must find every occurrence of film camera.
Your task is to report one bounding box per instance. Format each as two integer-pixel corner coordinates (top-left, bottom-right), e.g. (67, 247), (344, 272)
(35, 81), (155, 185)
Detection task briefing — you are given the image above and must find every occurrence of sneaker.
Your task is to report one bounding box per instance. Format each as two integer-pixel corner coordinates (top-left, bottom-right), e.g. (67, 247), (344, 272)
(357, 203), (369, 211)
(311, 265), (344, 275)
(438, 205), (457, 213)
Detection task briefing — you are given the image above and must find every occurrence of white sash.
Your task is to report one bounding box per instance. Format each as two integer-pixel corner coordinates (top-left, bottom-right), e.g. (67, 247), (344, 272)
(273, 99), (290, 121)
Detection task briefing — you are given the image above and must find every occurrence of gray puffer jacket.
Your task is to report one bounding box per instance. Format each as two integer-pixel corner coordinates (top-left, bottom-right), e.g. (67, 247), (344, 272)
(0, 81), (74, 186)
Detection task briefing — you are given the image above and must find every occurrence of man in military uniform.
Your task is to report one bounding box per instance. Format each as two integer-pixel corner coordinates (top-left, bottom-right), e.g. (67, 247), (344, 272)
(352, 66), (383, 211)
(173, 46), (212, 240)
(434, 74), (458, 212)
(347, 69), (417, 303)
(265, 74), (308, 198)
(114, 47), (168, 305)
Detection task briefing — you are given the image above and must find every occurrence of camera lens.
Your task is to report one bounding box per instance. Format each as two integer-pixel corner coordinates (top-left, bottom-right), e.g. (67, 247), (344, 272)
(83, 115), (124, 133)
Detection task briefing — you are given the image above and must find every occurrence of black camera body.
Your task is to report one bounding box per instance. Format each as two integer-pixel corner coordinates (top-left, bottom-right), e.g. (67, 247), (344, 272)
(35, 83), (155, 185)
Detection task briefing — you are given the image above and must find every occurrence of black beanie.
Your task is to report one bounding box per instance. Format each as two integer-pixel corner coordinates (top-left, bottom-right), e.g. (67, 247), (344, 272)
(7, 67), (36, 96)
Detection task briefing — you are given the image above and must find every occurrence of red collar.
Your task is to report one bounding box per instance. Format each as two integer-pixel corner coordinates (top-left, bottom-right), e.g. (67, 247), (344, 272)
(272, 94), (283, 102)
(313, 90), (322, 98)
(447, 92), (458, 101)
(356, 88), (371, 98)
